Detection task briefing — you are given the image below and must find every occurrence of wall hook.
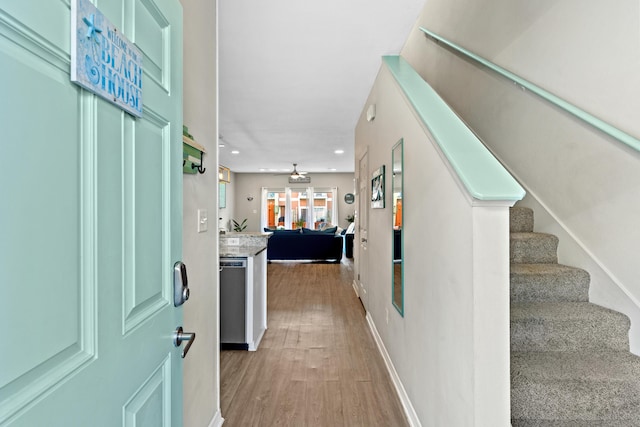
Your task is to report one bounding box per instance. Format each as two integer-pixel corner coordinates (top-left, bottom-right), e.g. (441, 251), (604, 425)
(191, 151), (206, 174)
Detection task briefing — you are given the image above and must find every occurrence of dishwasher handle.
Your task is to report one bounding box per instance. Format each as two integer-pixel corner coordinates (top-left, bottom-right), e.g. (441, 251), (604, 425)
(220, 260), (247, 268)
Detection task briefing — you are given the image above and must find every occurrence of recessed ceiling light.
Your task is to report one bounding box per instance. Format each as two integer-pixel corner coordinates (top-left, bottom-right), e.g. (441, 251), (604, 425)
(329, 168), (337, 171)
(334, 149), (344, 154)
(231, 150), (240, 154)
(259, 168), (266, 172)
(218, 144), (225, 148)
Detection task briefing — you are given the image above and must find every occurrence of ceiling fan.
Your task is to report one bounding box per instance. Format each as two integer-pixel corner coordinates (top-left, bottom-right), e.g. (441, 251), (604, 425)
(273, 163), (310, 182)
(288, 163), (307, 179)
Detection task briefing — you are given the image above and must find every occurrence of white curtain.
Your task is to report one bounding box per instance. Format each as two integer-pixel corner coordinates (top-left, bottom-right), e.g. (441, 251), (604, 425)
(285, 188), (293, 227)
(260, 187), (268, 231)
(304, 186), (313, 227)
(331, 187), (338, 227)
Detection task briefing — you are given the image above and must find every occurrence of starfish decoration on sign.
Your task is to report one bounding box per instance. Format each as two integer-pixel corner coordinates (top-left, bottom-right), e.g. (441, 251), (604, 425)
(83, 13), (102, 43)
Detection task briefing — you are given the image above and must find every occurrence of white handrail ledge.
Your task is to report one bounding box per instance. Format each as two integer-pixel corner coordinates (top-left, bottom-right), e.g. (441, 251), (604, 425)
(383, 55), (525, 202)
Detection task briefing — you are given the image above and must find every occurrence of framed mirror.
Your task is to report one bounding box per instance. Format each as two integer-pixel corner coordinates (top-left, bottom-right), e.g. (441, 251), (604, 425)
(392, 139), (404, 315)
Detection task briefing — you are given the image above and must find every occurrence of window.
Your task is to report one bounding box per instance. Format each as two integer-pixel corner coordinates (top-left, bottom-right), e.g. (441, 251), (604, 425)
(261, 187), (337, 231)
(265, 191), (286, 228)
(312, 192), (333, 229)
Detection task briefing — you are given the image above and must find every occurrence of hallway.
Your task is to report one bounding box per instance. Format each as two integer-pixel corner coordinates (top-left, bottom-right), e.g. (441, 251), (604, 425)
(220, 261), (409, 426)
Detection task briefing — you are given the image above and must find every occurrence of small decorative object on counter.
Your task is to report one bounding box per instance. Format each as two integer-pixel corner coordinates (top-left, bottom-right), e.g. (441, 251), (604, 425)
(232, 218), (247, 232)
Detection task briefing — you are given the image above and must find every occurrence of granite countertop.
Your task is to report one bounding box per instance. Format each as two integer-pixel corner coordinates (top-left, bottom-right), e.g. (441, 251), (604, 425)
(220, 244), (267, 258)
(220, 232), (273, 237)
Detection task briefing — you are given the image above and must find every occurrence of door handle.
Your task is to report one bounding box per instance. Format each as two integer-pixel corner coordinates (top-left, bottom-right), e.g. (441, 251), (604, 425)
(361, 238), (367, 243)
(174, 327), (196, 358)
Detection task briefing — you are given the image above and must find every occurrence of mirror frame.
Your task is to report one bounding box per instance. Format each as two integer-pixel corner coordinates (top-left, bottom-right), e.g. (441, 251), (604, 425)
(392, 139), (404, 316)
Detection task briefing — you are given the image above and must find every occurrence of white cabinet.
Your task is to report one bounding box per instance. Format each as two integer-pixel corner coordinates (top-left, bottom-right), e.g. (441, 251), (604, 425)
(246, 250), (267, 350)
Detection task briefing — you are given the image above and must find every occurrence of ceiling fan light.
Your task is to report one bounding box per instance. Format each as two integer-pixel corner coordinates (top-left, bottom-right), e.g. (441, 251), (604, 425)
(290, 163), (301, 178)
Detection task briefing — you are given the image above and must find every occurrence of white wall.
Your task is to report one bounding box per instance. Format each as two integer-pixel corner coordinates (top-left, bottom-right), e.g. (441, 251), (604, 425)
(355, 65), (511, 426)
(404, 0), (639, 137)
(401, 0), (640, 352)
(181, 0), (221, 426)
(233, 173), (356, 232)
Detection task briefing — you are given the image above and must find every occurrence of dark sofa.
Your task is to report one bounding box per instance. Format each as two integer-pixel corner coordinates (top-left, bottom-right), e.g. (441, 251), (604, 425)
(265, 228), (343, 262)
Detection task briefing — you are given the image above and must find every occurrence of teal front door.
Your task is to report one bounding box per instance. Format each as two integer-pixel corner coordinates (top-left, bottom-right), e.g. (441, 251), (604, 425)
(0, 0), (184, 425)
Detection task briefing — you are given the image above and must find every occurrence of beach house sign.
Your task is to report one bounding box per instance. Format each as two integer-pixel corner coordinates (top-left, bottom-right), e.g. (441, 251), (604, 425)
(71, 0), (143, 117)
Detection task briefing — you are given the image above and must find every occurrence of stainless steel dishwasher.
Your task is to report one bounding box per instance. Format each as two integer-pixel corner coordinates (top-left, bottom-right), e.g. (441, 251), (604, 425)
(219, 258), (248, 350)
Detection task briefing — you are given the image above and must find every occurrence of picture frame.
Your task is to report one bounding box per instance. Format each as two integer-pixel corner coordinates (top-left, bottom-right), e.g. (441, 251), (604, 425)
(371, 165), (385, 209)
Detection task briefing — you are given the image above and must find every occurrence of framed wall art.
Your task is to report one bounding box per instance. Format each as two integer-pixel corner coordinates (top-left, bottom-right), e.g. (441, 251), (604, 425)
(371, 165), (385, 209)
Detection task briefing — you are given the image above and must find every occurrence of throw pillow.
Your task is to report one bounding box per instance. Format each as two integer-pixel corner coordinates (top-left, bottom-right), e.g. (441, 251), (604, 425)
(346, 222), (355, 234)
(301, 227), (320, 234)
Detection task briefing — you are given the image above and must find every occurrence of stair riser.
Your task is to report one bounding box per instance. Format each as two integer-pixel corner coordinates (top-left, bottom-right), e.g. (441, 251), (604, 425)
(511, 319), (629, 352)
(511, 381), (640, 421)
(510, 207), (534, 233)
(511, 280), (589, 303)
(511, 234), (559, 264)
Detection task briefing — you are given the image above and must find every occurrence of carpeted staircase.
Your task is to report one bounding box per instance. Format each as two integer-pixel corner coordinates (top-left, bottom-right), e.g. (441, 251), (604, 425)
(510, 206), (640, 426)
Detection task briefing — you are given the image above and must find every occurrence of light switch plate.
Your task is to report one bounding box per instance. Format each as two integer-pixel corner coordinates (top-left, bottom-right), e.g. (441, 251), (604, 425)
(197, 209), (208, 233)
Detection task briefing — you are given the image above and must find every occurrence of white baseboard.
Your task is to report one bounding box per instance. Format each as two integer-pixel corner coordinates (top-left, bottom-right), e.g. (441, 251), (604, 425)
(365, 312), (421, 427)
(352, 279), (359, 297)
(208, 409), (224, 427)
(248, 327), (266, 351)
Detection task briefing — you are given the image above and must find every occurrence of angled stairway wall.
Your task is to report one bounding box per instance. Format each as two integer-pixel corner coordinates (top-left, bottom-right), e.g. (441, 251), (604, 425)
(400, 0), (640, 353)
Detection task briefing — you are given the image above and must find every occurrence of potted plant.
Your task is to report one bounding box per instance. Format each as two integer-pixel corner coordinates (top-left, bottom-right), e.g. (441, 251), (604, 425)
(232, 218), (247, 232)
(294, 218), (305, 229)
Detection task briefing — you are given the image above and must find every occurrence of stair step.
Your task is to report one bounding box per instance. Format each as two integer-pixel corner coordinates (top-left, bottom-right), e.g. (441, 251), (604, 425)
(511, 233), (559, 264)
(509, 204), (639, 424)
(511, 351), (640, 422)
(510, 206), (534, 233)
(512, 421), (637, 427)
(511, 264), (590, 303)
(511, 302), (630, 352)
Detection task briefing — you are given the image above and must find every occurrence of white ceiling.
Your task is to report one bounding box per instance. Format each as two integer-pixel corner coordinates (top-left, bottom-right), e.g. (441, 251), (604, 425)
(218, 0), (424, 174)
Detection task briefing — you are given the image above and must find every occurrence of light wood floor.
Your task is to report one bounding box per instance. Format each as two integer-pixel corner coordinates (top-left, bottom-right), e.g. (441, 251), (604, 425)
(220, 260), (409, 427)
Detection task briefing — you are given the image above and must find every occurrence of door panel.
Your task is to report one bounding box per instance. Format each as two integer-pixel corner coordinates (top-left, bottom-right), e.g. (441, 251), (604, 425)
(123, 357), (171, 426)
(0, 8), (96, 420)
(123, 112), (171, 334)
(0, 0), (183, 425)
(133, 0), (170, 90)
